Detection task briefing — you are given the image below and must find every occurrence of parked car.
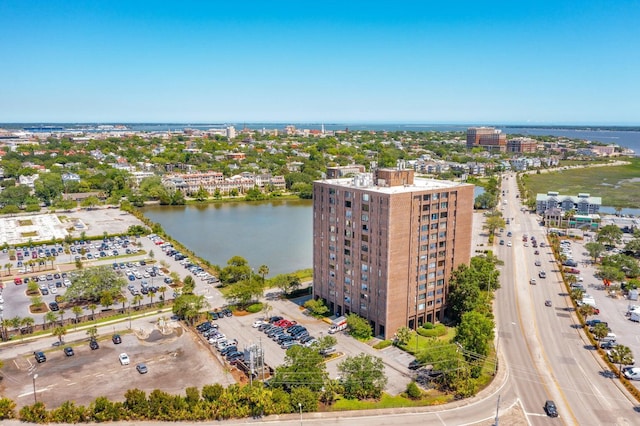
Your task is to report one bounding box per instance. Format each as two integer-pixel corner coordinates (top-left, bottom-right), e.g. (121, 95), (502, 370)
(112, 334), (122, 344)
(34, 351), (47, 363)
(49, 301), (59, 311)
(64, 347), (74, 356)
(89, 339), (99, 350)
(544, 400), (558, 417)
(136, 363), (148, 374)
(119, 353), (130, 365)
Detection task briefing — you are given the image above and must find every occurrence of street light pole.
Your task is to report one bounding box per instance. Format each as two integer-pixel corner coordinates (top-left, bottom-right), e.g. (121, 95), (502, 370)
(298, 402), (302, 426)
(32, 374), (38, 403)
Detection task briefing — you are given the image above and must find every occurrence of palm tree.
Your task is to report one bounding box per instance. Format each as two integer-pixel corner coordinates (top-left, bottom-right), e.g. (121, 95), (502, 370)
(158, 285), (167, 301)
(258, 264), (270, 287)
(52, 325), (67, 345)
(609, 345), (634, 377)
(88, 303), (97, 321)
(4, 263), (11, 276)
(71, 305), (83, 329)
(149, 289), (156, 306)
(44, 311), (57, 329)
(133, 294), (143, 309)
(21, 317), (35, 335)
(86, 325), (98, 340)
(1, 318), (12, 341)
(9, 316), (22, 336)
(578, 304), (595, 324)
(47, 255), (55, 270)
(115, 294), (126, 313)
(58, 309), (66, 325)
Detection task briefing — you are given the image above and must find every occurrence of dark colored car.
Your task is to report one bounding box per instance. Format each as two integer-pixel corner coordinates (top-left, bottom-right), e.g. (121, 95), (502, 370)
(64, 347), (74, 356)
(221, 346), (238, 356)
(112, 334), (122, 344)
(89, 339), (99, 350)
(136, 363), (148, 374)
(269, 316), (283, 323)
(49, 301), (59, 311)
(544, 400), (558, 417)
(34, 351), (47, 363)
(408, 359), (424, 370)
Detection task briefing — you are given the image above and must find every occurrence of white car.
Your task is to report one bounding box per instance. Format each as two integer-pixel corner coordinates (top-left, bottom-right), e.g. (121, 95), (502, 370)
(507, 241), (512, 247)
(252, 320), (266, 328)
(119, 353), (130, 365)
(50, 286), (58, 294)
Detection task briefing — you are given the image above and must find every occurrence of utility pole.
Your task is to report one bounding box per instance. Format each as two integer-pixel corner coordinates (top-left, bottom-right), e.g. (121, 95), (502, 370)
(32, 374), (38, 403)
(494, 394), (500, 426)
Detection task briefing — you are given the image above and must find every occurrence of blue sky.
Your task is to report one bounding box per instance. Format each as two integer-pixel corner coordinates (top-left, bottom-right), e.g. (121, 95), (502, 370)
(1, 1), (639, 124)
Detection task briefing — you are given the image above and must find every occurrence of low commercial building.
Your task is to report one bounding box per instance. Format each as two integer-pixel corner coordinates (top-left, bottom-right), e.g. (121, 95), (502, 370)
(536, 191), (601, 215)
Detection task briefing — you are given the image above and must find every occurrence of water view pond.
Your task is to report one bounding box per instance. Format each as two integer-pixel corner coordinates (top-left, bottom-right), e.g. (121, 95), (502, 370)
(141, 200), (313, 276)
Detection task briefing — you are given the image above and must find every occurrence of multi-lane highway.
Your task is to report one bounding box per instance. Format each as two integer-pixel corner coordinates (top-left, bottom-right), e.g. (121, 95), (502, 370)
(495, 173), (636, 425)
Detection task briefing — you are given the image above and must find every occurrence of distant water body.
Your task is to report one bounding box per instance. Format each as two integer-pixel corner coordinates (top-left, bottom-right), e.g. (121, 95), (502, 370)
(3, 122), (639, 155)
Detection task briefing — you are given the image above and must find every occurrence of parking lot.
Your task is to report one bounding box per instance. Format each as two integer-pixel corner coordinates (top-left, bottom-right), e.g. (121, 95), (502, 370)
(564, 237), (640, 386)
(1, 319), (234, 407)
(1, 209), (416, 407)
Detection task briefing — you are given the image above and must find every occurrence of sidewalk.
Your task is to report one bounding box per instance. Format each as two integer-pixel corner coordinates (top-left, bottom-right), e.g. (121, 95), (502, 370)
(0, 307), (172, 358)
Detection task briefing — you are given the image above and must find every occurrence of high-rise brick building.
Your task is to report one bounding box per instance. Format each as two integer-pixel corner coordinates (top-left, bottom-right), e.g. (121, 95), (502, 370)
(312, 168), (474, 339)
(466, 127), (507, 152)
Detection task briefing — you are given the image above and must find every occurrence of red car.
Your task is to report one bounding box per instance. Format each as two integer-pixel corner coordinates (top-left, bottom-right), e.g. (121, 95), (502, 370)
(564, 267), (580, 274)
(14, 277), (23, 285)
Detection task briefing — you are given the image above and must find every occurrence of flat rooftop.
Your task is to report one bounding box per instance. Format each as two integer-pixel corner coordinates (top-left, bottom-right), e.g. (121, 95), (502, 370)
(316, 174), (472, 195)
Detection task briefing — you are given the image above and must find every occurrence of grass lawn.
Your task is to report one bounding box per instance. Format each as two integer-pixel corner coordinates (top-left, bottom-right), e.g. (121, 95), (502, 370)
(401, 326), (456, 355)
(329, 392), (452, 411)
(522, 157), (640, 208)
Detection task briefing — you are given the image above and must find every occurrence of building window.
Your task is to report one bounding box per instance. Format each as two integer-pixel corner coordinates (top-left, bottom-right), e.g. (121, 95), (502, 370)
(345, 200), (352, 208)
(361, 214), (369, 222)
(422, 205), (430, 212)
(344, 277), (351, 284)
(431, 213), (438, 220)
(440, 212), (448, 218)
(418, 303), (425, 310)
(344, 249), (351, 256)
(362, 264), (369, 272)
(346, 210), (352, 219)
(361, 274), (368, 281)
(362, 204), (369, 212)
(422, 194), (430, 201)
(361, 244), (368, 252)
(362, 224), (369, 232)
(419, 283), (426, 290)
(362, 193), (369, 201)
(418, 293), (426, 300)
(441, 202), (448, 209)
(361, 234), (369, 242)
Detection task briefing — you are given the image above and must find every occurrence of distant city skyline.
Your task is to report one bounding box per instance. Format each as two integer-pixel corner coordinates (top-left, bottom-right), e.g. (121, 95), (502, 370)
(1, 1), (639, 124)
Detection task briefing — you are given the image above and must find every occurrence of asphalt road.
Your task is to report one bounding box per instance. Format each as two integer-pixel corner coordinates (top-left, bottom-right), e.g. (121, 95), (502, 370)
(496, 173), (636, 425)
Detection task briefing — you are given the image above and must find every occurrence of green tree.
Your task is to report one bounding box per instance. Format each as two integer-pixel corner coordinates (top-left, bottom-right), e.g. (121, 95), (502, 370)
(72, 305), (83, 328)
(258, 264), (269, 286)
(0, 397), (17, 420)
(52, 325), (67, 344)
(312, 335), (338, 353)
(272, 345), (327, 392)
(577, 304), (596, 323)
(585, 241), (606, 263)
(608, 344), (634, 377)
(290, 386), (318, 413)
(225, 279), (264, 307)
(483, 211), (505, 236)
(346, 313), (372, 340)
(455, 311), (495, 357)
(44, 311), (57, 329)
(64, 266), (126, 303)
(592, 323), (609, 340)
(172, 294), (209, 325)
(338, 353), (388, 399)
(406, 381), (422, 399)
(447, 265), (481, 324)
(597, 224), (623, 247)
(80, 195), (102, 209)
(570, 288), (584, 301)
(86, 325), (98, 340)
(88, 303), (98, 320)
(303, 298), (329, 317)
(395, 326), (412, 346)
